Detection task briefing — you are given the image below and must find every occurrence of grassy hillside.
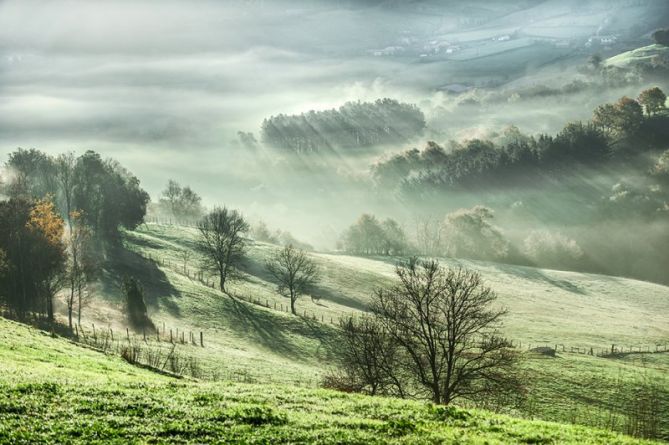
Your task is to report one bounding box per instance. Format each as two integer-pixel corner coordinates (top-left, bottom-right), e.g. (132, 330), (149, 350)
(46, 222), (669, 439)
(0, 317), (660, 444)
(123, 223), (669, 349)
(605, 44), (669, 68)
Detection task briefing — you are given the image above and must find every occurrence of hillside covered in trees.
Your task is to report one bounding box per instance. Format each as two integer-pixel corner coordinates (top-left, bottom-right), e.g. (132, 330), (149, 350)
(261, 99), (426, 152)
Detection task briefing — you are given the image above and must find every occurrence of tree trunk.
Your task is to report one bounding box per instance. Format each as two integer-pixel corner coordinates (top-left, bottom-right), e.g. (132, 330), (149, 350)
(46, 290), (54, 322)
(290, 296), (297, 315)
(77, 284), (82, 325)
(68, 295), (73, 330)
(432, 388), (441, 405)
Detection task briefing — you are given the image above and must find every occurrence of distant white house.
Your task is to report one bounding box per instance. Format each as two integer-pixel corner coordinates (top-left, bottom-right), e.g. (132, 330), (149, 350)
(586, 35), (618, 46)
(493, 35), (511, 41)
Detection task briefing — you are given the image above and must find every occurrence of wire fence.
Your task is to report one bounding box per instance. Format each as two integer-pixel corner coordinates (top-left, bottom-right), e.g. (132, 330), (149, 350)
(135, 247), (354, 327)
(131, 220), (669, 361)
(70, 320), (320, 387)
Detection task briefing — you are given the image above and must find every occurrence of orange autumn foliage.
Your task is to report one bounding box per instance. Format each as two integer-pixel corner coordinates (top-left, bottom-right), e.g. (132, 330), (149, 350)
(26, 198), (65, 247)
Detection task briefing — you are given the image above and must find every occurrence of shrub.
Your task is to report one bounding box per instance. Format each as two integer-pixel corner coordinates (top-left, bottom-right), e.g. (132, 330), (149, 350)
(523, 230), (583, 268)
(123, 277), (154, 330)
(652, 29), (669, 46)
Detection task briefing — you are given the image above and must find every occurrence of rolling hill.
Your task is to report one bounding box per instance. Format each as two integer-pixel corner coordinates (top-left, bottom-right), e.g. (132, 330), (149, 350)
(604, 44), (669, 68)
(0, 315), (662, 444)
(6, 222), (667, 441)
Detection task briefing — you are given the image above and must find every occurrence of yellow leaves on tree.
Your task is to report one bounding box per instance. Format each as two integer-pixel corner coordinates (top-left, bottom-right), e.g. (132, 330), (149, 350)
(26, 198), (65, 247)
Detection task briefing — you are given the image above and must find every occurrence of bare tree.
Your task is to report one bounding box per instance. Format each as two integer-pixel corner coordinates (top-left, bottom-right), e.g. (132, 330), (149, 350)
(333, 315), (407, 397)
(161, 180), (182, 217)
(178, 248), (192, 273)
(55, 152), (76, 228)
(414, 215), (443, 256)
(366, 258), (520, 405)
(65, 211), (97, 329)
(266, 244), (318, 315)
(197, 207), (249, 293)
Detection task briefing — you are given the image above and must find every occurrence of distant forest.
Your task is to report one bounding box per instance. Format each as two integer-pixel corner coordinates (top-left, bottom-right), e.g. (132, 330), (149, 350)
(261, 99), (426, 152)
(373, 88), (669, 205)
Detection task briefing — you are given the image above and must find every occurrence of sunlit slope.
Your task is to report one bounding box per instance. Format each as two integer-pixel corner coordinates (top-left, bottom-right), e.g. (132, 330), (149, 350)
(0, 316), (659, 445)
(0, 317), (165, 385)
(605, 44), (669, 68)
(125, 223), (669, 351)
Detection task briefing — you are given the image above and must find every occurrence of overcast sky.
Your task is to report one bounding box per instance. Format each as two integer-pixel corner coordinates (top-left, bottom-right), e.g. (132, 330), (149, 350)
(1, 0), (667, 245)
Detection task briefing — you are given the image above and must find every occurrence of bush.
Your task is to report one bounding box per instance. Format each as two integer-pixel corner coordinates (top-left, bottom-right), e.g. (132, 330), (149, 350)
(523, 230), (584, 268)
(321, 370), (364, 393)
(652, 29), (669, 46)
(443, 206), (509, 260)
(123, 277), (154, 330)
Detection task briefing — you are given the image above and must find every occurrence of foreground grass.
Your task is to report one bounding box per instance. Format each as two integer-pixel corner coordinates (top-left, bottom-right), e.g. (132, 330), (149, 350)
(0, 318), (658, 444)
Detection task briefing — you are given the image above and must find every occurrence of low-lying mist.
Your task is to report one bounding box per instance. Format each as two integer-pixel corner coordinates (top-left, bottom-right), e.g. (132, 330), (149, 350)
(2, 0), (668, 283)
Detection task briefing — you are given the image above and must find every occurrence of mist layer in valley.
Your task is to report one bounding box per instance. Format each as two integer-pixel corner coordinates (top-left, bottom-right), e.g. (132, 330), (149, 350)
(2, 0), (669, 283)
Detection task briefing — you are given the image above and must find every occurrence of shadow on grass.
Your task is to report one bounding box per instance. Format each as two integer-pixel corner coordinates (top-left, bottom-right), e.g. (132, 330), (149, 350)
(221, 296), (334, 361)
(491, 262), (588, 295)
(239, 255), (371, 312)
(99, 245), (182, 318)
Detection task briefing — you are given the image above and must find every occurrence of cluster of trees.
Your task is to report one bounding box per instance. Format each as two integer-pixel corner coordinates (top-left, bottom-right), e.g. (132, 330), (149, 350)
(0, 199), (66, 322)
(373, 88), (668, 194)
(340, 214), (408, 255)
(341, 207), (508, 261)
(0, 149), (149, 328)
(522, 230), (584, 270)
(340, 208), (593, 274)
(328, 259), (522, 406)
(441, 206), (509, 260)
(261, 99), (426, 152)
(250, 221), (314, 251)
(157, 179), (203, 221)
(3, 149), (149, 240)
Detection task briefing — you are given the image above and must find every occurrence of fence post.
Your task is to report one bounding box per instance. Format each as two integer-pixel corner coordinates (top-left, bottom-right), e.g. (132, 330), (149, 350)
(200, 331), (204, 347)
(110, 328), (114, 342)
(127, 328), (130, 341)
(143, 328), (146, 342)
(170, 329), (173, 343)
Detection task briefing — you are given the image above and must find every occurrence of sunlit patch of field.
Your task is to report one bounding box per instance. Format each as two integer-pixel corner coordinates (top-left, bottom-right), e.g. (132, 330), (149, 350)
(0, 317), (661, 444)
(48, 222), (669, 439)
(605, 44), (669, 68)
